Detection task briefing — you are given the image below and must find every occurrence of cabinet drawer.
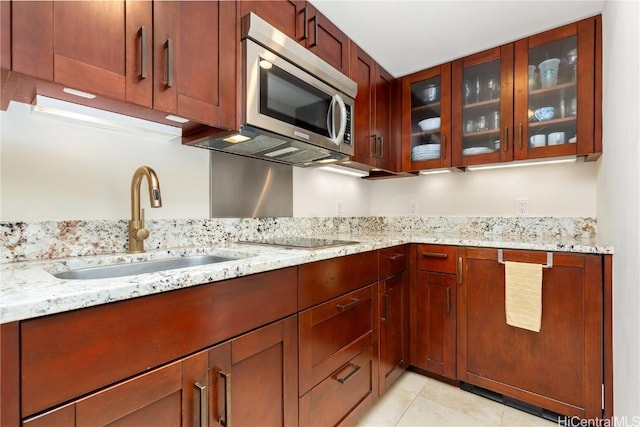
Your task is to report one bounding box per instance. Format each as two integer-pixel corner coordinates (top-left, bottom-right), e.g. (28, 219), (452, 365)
(416, 244), (458, 273)
(379, 245), (408, 279)
(20, 267), (298, 417)
(299, 285), (374, 394)
(299, 346), (373, 427)
(299, 251), (378, 310)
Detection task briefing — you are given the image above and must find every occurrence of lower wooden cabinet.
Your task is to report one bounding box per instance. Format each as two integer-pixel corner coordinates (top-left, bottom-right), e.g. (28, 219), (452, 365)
(23, 351), (208, 427)
(410, 245), (459, 379)
(378, 246), (410, 394)
(457, 247), (604, 419)
(208, 316), (298, 427)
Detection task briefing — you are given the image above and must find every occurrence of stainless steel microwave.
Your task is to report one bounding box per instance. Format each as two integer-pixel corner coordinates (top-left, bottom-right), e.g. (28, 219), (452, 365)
(190, 13), (357, 166)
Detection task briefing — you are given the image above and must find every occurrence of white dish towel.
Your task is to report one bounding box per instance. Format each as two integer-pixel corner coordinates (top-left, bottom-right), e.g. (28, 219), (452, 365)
(504, 261), (543, 332)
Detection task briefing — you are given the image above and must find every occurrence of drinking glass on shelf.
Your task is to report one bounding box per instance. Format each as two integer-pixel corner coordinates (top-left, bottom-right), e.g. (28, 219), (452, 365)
(465, 119), (475, 133)
(464, 80), (473, 105)
(486, 75), (499, 100)
(474, 75), (482, 103)
(475, 116), (487, 131)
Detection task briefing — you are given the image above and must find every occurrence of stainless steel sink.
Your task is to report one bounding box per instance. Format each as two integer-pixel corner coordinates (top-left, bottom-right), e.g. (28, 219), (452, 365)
(54, 255), (239, 280)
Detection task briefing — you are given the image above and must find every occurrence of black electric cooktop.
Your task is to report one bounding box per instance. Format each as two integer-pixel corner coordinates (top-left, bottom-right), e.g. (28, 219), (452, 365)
(237, 237), (359, 249)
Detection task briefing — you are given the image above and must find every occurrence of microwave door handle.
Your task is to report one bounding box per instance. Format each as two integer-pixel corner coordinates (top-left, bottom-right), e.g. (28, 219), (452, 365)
(333, 94), (347, 144)
(327, 97), (336, 140)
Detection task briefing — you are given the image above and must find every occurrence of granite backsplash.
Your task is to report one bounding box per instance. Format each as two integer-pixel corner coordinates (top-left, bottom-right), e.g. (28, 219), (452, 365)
(0, 217), (597, 264)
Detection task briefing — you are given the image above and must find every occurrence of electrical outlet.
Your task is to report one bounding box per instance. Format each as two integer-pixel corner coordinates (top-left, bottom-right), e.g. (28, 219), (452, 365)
(516, 198), (529, 216)
(336, 200), (343, 217)
(409, 202), (417, 216)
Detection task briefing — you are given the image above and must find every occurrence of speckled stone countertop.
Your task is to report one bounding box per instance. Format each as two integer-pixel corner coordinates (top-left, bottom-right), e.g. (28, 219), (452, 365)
(0, 226), (612, 324)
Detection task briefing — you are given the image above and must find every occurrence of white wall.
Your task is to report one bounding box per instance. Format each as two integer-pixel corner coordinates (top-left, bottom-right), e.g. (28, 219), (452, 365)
(598, 0), (640, 418)
(293, 167), (371, 217)
(370, 162), (597, 217)
(0, 102), (210, 220)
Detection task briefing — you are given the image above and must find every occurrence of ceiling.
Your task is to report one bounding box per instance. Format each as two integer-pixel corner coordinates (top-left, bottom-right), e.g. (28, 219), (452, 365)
(309, 0), (604, 78)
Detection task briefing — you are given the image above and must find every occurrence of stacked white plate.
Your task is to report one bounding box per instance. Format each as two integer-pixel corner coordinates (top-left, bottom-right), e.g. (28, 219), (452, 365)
(412, 144), (440, 161)
(462, 147), (493, 156)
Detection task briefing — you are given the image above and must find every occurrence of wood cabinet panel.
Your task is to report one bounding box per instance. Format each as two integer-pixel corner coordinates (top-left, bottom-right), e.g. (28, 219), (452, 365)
(299, 285), (374, 393)
(1, 1), (10, 70)
(209, 316), (298, 427)
(301, 4), (349, 75)
(11, 1), (53, 81)
(412, 271), (457, 378)
(298, 251), (378, 310)
(299, 346), (373, 427)
(416, 244), (458, 273)
(350, 42), (399, 171)
(20, 267), (297, 417)
(238, 0), (303, 41)
(153, 1), (236, 127)
(458, 248), (603, 418)
(379, 273), (410, 393)
(379, 245), (408, 280)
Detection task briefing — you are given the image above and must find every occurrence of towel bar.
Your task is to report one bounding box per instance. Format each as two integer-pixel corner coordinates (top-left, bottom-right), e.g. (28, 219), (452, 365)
(497, 249), (553, 269)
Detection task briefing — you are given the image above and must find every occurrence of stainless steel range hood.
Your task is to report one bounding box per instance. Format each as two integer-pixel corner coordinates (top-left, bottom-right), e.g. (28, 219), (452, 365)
(184, 13), (357, 167)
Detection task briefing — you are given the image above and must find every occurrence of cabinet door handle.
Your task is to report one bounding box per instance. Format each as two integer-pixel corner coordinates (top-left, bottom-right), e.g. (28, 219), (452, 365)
(194, 382), (208, 427)
(165, 38), (174, 88)
(458, 257), (463, 285)
(138, 26), (147, 80)
(219, 371), (231, 427)
(388, 254), (405, 261)
(382, 293), (389, 321)
(310, 15), (318, 48)
(335, 363), (361, 384)
(378, 136), (384, 158)
(422, 252), (448, 259)
(337, 298), (361, 312)
(442, 135), (446, 159)
(503, 126), (508, 151)
(518, 122), (523, 150)
(445, 287), (451, 315)
(371, 134), (377, 157)
(301, 7), (308, 41)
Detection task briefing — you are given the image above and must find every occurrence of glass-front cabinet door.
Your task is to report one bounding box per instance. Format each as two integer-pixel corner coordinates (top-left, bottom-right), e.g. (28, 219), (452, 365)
(401, 64), (451, 171)
(452, 45), (514, 167)
(514, 19), (596, 160)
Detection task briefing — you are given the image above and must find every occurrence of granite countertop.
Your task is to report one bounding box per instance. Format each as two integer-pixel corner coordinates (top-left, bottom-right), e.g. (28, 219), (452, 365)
(0, 232), (613, 324)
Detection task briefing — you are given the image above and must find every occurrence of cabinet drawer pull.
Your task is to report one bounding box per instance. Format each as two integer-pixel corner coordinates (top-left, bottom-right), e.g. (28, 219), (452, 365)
(458, 257), (463, 285)
(503, 126), (508, 151)
(334, 363), (361, 384)
(445, 287), (451, 315)
(138, 26), (147, 80)
(219, 371), (231, 427)
(518, 122), (523, 149)
(382, 294), (389, 321)
(301, 7), (308, 41)
(310, 15), (318, 48)
(195, 382), (208, 427)
(442, 135), (446, 159)
(337, 298), (361, 312)
(422, 252), (448, 259)
(165, 38), (174, 88)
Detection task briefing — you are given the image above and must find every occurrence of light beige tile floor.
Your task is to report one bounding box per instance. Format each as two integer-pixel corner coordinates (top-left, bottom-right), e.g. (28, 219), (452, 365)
(356, 371), (558, 427)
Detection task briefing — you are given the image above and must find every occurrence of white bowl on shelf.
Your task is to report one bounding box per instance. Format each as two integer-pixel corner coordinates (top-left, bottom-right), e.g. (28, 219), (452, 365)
(418, 117), (441, 131)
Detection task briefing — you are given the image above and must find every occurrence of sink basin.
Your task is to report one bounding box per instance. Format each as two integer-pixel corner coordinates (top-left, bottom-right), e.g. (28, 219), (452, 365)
(54, 254), (239, 280)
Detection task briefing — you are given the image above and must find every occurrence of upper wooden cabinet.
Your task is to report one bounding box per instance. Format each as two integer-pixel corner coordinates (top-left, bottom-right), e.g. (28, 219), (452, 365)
(513, 18), (597, 161)
(350, 42), (399, 171)
(407, 16), (600, 171)
(11, 1), (153, 107)
(299, 3), (350, 75)
(451, 45), (514, 167)
(238, 1), (304, 41)
(401, 64), (452, 172)
(153, 1), (236, 128)
(1, 1), (10, 71)
(9, 1), (236, 129)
